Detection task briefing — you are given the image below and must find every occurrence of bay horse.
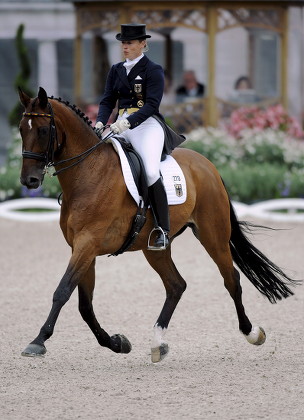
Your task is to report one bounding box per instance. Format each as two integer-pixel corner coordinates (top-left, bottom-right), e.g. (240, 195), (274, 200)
(18, 87), (297, 363)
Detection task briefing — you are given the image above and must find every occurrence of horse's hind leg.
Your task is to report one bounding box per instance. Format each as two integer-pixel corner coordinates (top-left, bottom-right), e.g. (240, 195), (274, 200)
(78, 259), (131, 354)
(143, 247), (187, 363)
(193, 224), (266, 345)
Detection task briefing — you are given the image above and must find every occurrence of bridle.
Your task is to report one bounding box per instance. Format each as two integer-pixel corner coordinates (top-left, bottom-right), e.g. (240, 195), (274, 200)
(22, 103), (58, 166)
(22, 101), (113, 176)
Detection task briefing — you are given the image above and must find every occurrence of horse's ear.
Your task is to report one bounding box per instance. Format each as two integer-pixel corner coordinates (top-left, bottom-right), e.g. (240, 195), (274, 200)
(18, 87), (31, 108)
(38, 87), (48, 109)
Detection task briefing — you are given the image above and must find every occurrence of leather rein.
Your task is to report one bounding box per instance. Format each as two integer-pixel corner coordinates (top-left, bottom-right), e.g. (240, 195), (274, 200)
(22, 102), (112, 176)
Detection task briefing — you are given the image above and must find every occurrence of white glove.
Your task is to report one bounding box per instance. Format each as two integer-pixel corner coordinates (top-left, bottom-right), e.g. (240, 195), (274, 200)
(110, 119), (130, 134)
(95, 121), (104, 135)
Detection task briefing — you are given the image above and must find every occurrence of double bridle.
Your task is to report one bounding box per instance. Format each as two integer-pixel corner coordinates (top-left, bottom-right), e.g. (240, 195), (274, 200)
(22, 103), (58, 166)
(22, 101), (112, 176)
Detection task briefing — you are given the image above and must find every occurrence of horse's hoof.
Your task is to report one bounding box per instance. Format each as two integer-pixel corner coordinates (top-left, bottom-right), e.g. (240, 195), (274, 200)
(151, 343), (169, 363)
(110, 334), (132, 354)
(245, 326), (266, 345)
(21, 343), (47, 357)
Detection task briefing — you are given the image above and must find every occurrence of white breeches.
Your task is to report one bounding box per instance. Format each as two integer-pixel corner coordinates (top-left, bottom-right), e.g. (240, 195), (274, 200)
(118, 115), (165, 186)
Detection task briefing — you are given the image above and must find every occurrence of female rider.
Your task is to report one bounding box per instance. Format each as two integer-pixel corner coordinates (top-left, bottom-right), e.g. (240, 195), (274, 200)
(95, 23), (184, 250)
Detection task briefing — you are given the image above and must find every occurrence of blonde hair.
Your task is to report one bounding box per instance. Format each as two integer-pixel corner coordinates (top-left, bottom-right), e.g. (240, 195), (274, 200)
(143, 41), (149, 52)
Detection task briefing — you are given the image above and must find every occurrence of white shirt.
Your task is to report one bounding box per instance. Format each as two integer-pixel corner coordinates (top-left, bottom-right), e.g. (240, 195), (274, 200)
(123, 54), (144, 75)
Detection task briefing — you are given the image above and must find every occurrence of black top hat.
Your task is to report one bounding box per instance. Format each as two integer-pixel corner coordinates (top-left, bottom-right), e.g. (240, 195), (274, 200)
(116, 24), (151, 41)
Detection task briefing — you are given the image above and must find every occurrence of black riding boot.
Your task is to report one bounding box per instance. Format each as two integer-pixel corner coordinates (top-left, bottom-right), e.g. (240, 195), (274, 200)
(148, 177), (170, 250)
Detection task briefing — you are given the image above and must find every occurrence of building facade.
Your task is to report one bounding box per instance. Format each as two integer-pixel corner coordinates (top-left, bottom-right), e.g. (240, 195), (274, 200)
(0, 0), (303, 162)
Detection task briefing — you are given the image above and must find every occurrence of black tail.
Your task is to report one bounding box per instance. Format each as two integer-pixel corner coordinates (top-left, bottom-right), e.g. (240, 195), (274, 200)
(229, 200), (300, 303)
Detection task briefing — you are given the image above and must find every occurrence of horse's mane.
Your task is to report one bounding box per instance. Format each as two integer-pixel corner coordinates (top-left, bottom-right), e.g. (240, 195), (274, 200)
(48, 96), (100, 136)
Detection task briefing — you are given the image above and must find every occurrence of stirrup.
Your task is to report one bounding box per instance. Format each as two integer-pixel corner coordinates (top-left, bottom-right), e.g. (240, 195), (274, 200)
(147, 227), (169, 251)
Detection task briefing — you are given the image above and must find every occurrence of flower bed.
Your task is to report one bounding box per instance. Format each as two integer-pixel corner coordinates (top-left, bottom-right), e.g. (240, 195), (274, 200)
(183, 125), (304, 203)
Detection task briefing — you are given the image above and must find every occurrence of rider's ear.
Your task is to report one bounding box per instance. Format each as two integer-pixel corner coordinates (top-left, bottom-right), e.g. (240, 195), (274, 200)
(38, 86), (48, 109)
(18, 87), (31, 108)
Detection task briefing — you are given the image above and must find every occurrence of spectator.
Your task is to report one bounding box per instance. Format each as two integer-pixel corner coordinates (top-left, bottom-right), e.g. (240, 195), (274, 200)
(234, 75), (252, 90)
(161, 70), (176, 106)
(229, 75), (259, 103)
(175, 70), (205, 103)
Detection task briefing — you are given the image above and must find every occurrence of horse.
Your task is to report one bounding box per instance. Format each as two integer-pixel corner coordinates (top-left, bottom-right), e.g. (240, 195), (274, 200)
(18, 87), (298, 363)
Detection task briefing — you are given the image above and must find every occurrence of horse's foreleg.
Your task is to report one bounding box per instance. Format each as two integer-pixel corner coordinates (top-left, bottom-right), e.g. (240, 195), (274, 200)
(21, 263), (84, 357)
(78, 259), (131, 354)
(21, 239), (96, 357)
(143, 248), (187, 363)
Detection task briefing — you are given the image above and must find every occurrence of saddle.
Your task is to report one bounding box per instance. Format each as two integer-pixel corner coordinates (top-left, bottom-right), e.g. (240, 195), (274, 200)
(118, 139), (149, 206)
(110, 138), (149, 256)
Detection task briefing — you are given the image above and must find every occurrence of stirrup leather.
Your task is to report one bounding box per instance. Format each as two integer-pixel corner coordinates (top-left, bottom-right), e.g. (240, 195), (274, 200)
(147, 227), (169, 251)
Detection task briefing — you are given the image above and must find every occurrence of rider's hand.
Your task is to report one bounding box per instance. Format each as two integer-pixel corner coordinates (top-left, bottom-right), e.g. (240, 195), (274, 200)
(110, 119), (130, 134)
(95, 121), (104, 135)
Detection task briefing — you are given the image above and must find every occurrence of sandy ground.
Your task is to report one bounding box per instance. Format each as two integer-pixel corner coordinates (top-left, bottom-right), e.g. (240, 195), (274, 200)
(0, 216), (303, 420)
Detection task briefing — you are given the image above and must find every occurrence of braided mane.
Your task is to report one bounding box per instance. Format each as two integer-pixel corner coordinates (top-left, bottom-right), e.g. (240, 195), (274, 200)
(48, 95), (99, 135)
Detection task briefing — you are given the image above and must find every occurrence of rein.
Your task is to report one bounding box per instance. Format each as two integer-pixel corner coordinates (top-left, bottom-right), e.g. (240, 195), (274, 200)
(22, 101), (113, 176)
(49, 129), (112, 176)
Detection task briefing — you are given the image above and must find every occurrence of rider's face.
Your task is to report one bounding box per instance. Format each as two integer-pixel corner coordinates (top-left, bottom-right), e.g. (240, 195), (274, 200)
(121, 40), (146, 61)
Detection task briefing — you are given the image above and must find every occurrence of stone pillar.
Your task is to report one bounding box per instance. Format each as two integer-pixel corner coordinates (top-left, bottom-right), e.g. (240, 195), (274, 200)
(38, 40), (58, 97)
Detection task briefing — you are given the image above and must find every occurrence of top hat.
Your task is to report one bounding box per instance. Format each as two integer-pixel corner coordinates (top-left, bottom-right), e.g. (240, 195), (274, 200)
(115, 24), (151, 41)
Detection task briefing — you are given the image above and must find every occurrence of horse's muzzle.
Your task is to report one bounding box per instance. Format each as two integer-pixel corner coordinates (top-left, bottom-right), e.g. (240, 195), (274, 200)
(20, 165), (45, 189)
(20, 174), (42, 189)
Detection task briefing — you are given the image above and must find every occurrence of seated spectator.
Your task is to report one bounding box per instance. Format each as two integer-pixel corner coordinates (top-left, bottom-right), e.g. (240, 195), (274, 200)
(234, 75), (252, 90)
(229, 75), (259, 103)
(175, 70), (205, 103)
(161, 70), (176, 106)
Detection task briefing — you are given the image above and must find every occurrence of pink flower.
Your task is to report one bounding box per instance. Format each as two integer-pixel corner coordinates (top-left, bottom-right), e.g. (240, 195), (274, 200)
(227, 105), (304, 139)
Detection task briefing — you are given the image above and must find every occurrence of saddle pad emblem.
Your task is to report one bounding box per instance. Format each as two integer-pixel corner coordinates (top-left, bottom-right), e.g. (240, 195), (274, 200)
(174, 183), (183, 197)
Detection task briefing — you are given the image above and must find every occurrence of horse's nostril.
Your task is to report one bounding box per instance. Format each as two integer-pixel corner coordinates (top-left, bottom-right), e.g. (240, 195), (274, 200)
(27, 177), (40, 189)
(29, 177), (39, 184)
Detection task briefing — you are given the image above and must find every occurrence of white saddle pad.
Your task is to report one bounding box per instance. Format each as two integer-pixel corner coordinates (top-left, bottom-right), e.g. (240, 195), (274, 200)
(110, 138), (187, 206)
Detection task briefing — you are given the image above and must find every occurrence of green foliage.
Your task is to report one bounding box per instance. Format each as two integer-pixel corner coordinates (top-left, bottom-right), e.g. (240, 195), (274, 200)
(9, 24), (34, 127)
(183, 127), (304, 203)
(0, 129), (60, 201)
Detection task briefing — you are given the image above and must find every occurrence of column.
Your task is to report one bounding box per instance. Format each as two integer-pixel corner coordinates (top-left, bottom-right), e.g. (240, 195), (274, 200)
(38, 40), (58, 97)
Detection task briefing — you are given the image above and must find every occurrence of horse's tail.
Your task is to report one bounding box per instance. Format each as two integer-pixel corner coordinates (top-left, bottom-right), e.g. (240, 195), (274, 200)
(228, 200), (300, 303)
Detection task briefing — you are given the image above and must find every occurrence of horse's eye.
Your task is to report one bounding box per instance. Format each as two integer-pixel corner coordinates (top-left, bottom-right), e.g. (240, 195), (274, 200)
(38, 126), (49, 138)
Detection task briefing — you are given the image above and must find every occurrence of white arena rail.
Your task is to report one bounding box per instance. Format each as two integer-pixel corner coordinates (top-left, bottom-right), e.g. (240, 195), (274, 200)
(232, 199), (304, 222)
(0, 198), (304, 222)
(0, 198), (60, 222)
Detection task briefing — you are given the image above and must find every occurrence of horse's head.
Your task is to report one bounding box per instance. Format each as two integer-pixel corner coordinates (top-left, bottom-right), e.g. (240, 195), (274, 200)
(19, 87), (58, 189)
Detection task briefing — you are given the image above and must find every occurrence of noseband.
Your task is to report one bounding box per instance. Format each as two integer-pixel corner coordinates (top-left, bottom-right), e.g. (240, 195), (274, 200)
(22, 103), (58, 166)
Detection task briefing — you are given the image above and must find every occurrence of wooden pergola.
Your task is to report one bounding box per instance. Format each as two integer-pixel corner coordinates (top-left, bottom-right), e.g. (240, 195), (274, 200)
(72, 0), (304, 130)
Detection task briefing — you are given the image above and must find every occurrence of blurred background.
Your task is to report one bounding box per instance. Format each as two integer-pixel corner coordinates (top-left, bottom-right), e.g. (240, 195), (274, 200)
(1, 0), (304, 204)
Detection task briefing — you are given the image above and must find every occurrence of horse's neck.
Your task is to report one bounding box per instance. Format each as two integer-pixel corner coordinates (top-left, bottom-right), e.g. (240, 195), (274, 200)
(55, 104), (98, 157)
(54, 102), (112, 193)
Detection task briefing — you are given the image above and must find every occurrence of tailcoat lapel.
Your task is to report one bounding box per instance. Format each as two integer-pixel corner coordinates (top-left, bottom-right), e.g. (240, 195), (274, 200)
(116, 63), (130, 89)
